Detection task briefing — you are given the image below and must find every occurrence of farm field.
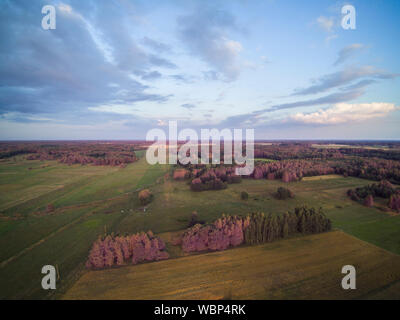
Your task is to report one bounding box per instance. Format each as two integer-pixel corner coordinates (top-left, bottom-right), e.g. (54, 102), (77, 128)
(1, 157), (399, 299)
(63, 230), (400, 300)
(0, 156), (168, 299)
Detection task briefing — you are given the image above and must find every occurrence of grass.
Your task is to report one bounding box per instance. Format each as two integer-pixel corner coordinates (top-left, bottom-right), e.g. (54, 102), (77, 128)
(0, 157), (167, 299)
(0, 156), (165, 217)
(302, 174), (343, 181)
(0, 210), (122, 299)
(62, 231), (400, 300)
(0, 207), (90, 262)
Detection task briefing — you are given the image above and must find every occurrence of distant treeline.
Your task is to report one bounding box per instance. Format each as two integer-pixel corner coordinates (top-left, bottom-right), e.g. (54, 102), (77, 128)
(253, 144), (400, 161)
(173, 156), (400, 192)
(333, 158), (400, 184)
(0, 149), (32, 159)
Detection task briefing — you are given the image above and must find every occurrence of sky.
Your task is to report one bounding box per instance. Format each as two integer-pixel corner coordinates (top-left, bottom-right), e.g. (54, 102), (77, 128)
(0, 0), (400, 140)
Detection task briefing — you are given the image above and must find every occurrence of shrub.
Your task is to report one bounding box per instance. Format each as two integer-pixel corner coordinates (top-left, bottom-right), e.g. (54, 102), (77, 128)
(46, 204), (55, 213)
(188, 211), (205, 228)
(190, 178), (204, 191)
(241, 191), (249, 200)
(138, 189), (153, 205)
(275, 187), (294, 200)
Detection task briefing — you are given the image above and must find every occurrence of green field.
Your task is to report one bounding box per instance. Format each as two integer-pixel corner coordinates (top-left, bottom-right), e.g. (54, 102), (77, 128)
(0, 156), (399, 299)
(0, 156), (168, 299)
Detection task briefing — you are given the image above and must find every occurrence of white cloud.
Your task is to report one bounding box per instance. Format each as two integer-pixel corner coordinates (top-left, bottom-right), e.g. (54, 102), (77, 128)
(88, 104), (137, 115)
(316, 16), (335, 32)
(289, 103), (398, 125)
(58, 3), (73, 14)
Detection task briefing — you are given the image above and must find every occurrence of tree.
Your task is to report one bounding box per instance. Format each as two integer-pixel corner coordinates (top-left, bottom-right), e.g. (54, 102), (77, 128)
(299, 214), (306, 234)
(267, 172), (275, 180)
(253, 166), (264, 179)
(282, 214), (289, 238)
(282, 171), (290, 183)
(388, 195), (400, 212)
(364, 194), (374, 207)
(86, 239), (105, 269)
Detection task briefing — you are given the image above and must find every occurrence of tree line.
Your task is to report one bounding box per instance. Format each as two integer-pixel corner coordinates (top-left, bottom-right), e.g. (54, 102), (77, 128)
(181, 206), (331, 253)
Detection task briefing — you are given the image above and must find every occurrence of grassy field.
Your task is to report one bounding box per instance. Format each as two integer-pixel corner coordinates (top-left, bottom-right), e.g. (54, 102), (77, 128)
(63, 231), (400, 300)
(0, 156), (168, 299)
(1, 156), (399, 299)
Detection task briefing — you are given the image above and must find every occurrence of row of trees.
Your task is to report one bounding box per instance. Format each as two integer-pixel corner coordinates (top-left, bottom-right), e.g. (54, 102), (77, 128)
(254, 144), (345, 160)
(175, 155), (400, 187)
(86, 206), (333, 269)
(181, 206), (331, 253)
(253, 143), (400, 161)
(16, 142), (140, 167)
(244, 206), (331, 245)
(86, 231), (169, 269)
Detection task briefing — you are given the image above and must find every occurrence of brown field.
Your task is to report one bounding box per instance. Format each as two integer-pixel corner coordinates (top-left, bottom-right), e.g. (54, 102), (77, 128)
(63, 231), (400, 300)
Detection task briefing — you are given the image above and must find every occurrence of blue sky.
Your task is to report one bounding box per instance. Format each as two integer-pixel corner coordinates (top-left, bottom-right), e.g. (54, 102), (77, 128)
(0, 0), (399, 140)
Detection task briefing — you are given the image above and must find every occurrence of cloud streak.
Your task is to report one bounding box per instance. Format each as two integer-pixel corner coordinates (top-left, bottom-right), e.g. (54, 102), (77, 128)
(288, 103), (398, 125)
(334, 44), (365, 66)
(292, 66), (398, 96)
